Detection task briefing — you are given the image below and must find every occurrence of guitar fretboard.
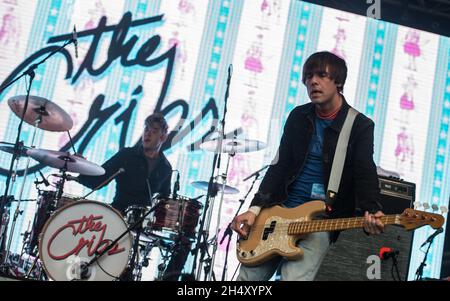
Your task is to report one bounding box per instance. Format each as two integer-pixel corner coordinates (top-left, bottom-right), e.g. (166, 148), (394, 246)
(287, 215), (398, 234)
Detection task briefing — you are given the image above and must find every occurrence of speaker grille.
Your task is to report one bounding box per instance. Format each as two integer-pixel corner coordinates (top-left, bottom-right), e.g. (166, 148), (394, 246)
(315, 227), (413, 281)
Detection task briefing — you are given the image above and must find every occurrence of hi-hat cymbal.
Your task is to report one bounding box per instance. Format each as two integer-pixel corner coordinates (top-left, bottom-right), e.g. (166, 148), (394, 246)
(191, 181), (239, 195)
(8, 95), (73, 132)
(0, 142), (30, 157)
(200, 138), (266, 154)
(27, 148), (104, 176)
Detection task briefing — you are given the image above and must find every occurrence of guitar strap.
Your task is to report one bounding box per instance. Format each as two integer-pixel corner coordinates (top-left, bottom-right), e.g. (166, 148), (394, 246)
(325, 107), (359, 212)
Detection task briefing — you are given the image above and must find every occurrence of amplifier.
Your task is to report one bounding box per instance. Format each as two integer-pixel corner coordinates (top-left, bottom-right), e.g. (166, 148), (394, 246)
(378, 176), (415, 214)
(315, 227), (414, 281)
(315, 176), (416, 281)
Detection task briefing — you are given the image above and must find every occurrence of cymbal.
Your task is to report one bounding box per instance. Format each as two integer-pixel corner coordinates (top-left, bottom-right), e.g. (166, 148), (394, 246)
(0, 142), (30, 157)
(191, 181), (239, 195)
(200, 138), (266, 154)
(27, 148), (105, 176)
(8, 95), (73, 132)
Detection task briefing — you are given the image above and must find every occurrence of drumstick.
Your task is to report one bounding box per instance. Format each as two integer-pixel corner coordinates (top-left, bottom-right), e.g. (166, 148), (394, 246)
(80, 168), (125, 200)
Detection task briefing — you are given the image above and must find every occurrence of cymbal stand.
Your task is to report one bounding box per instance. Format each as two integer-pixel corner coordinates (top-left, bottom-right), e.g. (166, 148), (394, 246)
(220, 169), (260, 280)
(193, 123), (227, 281)
(0, 36), (76, 259)
(2, 106), (44, 269)
(54, 157), (71, 203)
(192, 65), (233, 281)
(208, 148), (235, 280)
(190, 179), (217, 280)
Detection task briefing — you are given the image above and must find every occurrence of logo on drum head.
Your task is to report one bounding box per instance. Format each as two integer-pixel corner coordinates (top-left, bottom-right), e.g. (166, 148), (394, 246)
(66, 256), (97, 281)
(47, 214), (126, 260)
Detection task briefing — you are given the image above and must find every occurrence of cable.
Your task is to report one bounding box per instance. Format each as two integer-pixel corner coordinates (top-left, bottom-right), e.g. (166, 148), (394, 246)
(230, 262), (241, 281)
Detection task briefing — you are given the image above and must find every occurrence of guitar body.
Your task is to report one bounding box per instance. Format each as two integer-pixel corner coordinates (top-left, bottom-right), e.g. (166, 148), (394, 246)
(236, 201), (327, 266)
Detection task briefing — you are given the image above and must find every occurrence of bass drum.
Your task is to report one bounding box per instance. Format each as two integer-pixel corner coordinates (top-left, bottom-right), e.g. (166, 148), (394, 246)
(39, 200), (132, 281)
(28, 191), (81, 256)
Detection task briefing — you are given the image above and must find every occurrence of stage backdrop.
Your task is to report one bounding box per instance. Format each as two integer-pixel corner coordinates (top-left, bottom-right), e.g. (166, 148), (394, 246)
(0, 0), (449, 280)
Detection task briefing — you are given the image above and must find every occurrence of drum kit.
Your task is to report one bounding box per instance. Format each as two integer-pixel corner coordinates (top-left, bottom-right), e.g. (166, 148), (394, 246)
(0, 94), (269, 281)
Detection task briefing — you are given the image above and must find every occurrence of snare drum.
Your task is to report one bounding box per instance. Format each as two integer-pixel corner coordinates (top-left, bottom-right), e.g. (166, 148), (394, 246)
(149, 195), (202, 241)
(39, 200), (132, 281)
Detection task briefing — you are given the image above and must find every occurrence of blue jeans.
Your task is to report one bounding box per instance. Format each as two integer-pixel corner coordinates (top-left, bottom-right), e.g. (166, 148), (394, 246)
(237, 232), (330, 281)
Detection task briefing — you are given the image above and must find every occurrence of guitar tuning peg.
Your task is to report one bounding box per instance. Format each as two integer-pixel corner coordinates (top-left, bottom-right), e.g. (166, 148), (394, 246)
(413, 202), (421, 209)
(440, 206), (448, 214)
(422, 203), (430, 210)
(431, 204), (439, 212)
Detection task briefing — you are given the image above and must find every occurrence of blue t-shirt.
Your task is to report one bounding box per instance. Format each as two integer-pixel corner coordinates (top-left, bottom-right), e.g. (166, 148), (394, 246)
(284, 117), (334, 208)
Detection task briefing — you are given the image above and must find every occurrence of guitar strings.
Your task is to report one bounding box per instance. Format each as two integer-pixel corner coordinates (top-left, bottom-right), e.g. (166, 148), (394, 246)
(238, 216), (400, 232)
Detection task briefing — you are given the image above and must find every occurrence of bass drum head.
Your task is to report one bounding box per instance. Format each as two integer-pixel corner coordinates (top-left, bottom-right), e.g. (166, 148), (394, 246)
(39, 200), (132, 281)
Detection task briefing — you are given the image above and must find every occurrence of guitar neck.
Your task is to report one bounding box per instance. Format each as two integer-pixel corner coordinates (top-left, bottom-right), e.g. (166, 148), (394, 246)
(288, 215), (399, 234)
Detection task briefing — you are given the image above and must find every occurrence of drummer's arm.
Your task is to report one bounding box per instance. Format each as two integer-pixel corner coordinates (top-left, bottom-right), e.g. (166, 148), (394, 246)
(78, 151), (124, 189)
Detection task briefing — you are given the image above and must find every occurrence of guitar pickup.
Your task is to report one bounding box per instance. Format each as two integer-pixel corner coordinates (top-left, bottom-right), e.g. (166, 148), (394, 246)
(262, 220), (277, 240)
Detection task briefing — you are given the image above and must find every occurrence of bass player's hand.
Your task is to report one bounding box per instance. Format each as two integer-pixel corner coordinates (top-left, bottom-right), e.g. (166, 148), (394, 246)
(231, 210), (256, 238)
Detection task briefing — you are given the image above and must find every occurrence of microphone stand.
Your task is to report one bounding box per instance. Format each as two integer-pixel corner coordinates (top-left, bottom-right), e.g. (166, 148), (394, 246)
(0, 37), (76, 262)
(415, 228), (443, 281)
(220, 170), (260, 281)
(191, 65), (233, 281)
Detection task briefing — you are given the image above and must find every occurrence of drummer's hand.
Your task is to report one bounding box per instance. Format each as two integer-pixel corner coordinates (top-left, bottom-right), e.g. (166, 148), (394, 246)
(231, 210), (256, 238)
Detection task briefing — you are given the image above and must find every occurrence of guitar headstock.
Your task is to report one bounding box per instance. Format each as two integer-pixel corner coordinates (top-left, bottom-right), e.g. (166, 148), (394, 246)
(398, 208), (445, 230)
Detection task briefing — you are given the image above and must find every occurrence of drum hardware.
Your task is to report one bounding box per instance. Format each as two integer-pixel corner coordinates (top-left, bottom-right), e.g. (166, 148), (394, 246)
(124, 194), (202, 281)
(190, 64), (234, 281)
(219, 166), (263, 281)
(1, 100), (47, 268)
(0, 35), (77, 264)
(126, 216), (146, 281)
(131, 237), (156, 281)
(155, 241), (178, 281)
(191, 138), (267, 280)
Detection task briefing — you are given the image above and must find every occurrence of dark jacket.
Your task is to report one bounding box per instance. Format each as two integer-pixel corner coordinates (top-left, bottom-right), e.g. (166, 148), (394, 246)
(250, 99), (382, 219)
(78, 144), (172, 214)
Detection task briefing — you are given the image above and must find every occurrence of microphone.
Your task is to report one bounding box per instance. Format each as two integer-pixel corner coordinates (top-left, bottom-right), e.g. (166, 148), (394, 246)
(72, 25), (78, 59)
(51, 173), (79, 182)
(36, 170), (50, 186)
(420, 228), (444, 248)
(226, 64), (233, 88)
(243, 165), (269, 181)
(379, 247), (399, 260)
